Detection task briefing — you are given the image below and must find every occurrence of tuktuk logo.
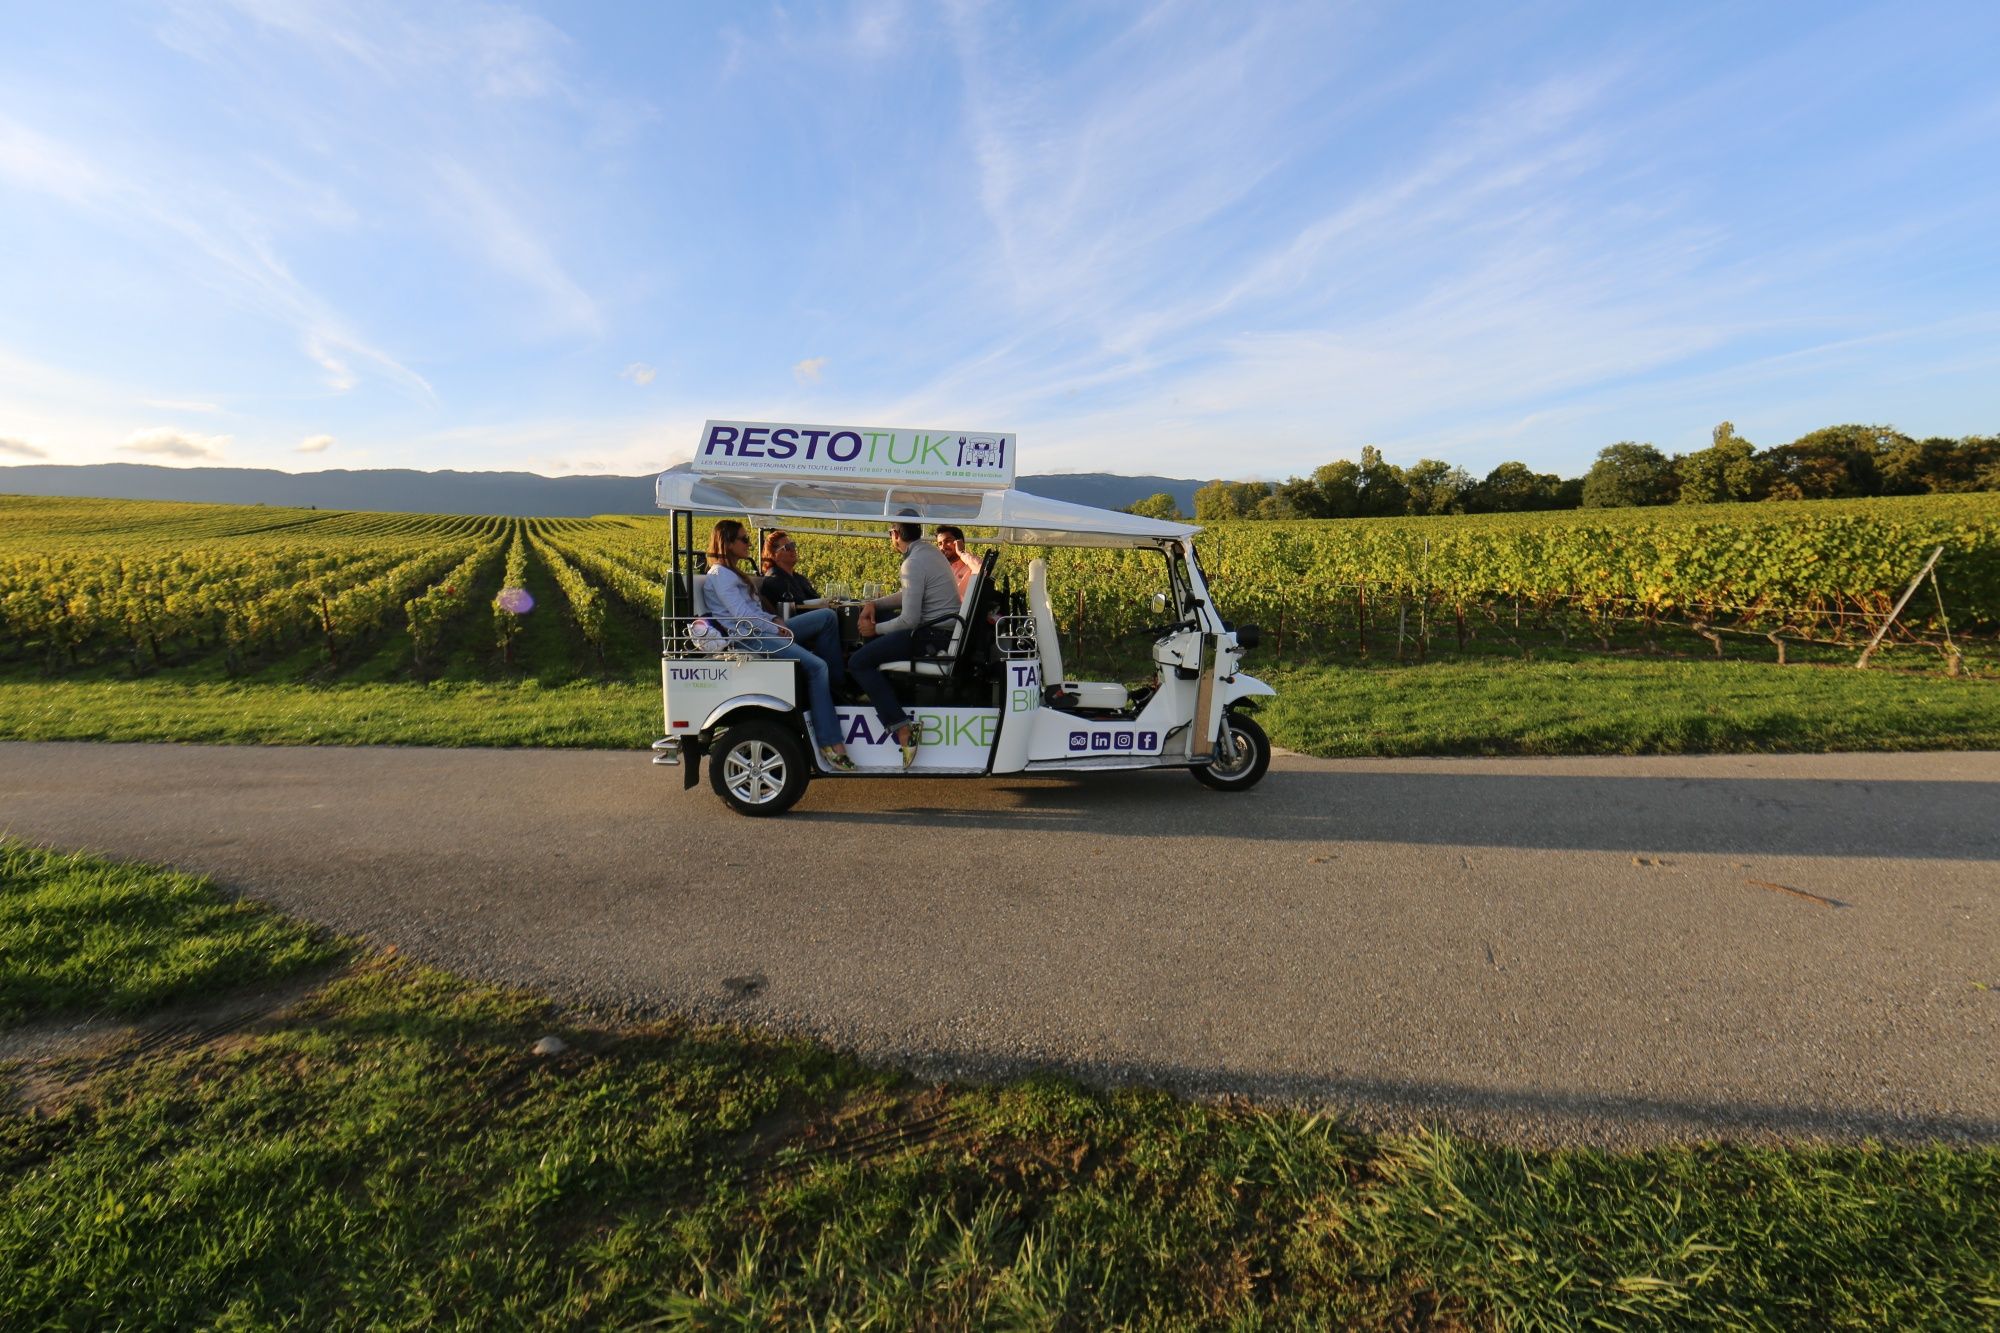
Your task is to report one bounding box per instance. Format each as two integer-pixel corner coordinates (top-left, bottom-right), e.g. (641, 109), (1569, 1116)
(1070, 728), (1162, 753)
(955, 435), (1006, 471)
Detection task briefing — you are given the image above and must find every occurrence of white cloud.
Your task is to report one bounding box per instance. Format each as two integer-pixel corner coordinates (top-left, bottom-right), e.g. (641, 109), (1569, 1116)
(793, 357), (828, 385)
(621, 362), (658, 386)
(120, 427), (230, 460)
(305, 336), (358, 391)
(142, 397), (225, 413)
(296, 433), (335, 453)
(0, 437), (48, 459)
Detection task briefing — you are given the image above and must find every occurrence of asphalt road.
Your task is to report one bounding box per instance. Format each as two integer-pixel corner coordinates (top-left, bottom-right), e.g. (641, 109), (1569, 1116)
(4, 741), (1997, 1148)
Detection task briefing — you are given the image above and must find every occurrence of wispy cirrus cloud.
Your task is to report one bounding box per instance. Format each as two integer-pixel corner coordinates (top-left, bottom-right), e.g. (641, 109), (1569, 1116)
(120, 427), (229, 460)
(0, 113), (433, 401)
(430, 161), (602, 338)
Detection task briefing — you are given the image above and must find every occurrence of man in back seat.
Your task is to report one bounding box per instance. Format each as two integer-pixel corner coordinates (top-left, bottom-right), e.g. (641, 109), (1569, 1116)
(852, 516), (959, 769)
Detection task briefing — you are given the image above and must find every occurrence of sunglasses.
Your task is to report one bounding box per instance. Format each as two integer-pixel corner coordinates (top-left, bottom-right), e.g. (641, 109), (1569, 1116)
(775, 541), (797, 552)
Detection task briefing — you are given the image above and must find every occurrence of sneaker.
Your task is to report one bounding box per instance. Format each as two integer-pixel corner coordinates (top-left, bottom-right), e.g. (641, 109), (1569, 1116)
(897, 728), (919, 770)
(820, 746), (857, 772)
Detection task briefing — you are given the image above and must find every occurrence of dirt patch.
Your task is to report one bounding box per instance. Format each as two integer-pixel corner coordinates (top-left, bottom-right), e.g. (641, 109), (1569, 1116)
(1, 965), (348, 1117)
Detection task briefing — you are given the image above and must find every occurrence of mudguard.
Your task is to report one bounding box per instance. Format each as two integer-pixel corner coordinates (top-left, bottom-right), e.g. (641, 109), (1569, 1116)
(702, 696), (794, 732)
(1221, 673), (1275, 707)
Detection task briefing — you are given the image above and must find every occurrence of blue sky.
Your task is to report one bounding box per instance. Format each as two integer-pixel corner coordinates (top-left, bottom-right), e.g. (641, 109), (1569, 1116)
(2, 1), (1996, 482)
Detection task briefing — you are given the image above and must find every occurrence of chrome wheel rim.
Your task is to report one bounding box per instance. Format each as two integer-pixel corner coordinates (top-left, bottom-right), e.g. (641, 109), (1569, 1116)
(723, 740), (787, 805)
(1209, 725), (1256, 780)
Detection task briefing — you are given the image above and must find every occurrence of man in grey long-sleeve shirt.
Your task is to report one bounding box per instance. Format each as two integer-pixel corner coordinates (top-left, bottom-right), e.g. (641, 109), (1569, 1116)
(851, 518), (964, 766)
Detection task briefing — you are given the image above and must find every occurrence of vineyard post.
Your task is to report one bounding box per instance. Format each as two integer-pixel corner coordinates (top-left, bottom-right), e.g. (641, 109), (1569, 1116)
(1927, 564), (1962, 676)
(1356, 581), (1367, 659)
(1855, 545), (1943, 669)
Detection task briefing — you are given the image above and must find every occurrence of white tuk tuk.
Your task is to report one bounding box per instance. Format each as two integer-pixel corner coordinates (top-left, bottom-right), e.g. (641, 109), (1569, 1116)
(652, 419), (1273, 816)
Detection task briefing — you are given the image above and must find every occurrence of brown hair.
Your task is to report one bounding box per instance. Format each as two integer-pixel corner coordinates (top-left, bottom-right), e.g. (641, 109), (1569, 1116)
(706, 519), (757, 591)
(760, 529), (793, 573)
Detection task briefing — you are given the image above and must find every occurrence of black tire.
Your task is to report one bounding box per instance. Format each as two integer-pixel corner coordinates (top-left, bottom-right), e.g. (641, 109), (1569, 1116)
(708, 719), (810, 817)
(1191, 711), (1271, 792)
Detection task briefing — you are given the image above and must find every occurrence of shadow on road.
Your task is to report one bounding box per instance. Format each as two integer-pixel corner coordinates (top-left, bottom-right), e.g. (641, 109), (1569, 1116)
(793, 768), (2000, 860)
(887, 1041), (2000, 1147)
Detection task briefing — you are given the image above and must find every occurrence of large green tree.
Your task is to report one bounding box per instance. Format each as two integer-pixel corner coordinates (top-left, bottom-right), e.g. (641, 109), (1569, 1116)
(1355, 446), (1409, 517)
(1468, 461), (1572, 512)
(1402, 459), (1472, 515)
(1764, 424), (1903, 500)
(1125, 492), (1183, 520)
(1192, 479), (1272, 520)
(1878, 434), (2000, 494)
(1580, 442), (1674, 508)
(1675, 422), (1769, 504)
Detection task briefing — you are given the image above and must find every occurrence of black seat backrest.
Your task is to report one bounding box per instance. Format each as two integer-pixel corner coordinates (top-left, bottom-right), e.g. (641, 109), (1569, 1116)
(951, 547), (1000, 679)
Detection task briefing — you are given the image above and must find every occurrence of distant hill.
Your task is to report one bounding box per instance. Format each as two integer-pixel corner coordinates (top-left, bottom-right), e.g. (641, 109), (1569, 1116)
(0, 463), (1206, 518)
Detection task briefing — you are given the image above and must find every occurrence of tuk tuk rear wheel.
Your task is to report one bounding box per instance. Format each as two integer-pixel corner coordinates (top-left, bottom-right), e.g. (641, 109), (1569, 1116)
(709, 719), (809, 816)
(1192, 712), (1270, 792)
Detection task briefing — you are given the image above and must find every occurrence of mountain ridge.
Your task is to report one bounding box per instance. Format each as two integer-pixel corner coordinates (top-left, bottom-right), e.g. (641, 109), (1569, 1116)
(0, 463), (1206, 518)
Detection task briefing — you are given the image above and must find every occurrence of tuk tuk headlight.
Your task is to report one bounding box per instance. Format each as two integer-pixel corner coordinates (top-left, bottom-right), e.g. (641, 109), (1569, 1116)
(1233, 624), (1262, 651)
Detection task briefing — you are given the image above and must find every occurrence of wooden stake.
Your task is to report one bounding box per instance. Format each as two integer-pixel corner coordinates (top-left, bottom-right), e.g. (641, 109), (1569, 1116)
(1856, 545), (1943, 668)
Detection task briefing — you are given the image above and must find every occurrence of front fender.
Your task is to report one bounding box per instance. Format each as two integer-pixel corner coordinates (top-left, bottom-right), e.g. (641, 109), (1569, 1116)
(1221, 673), (1275, 707)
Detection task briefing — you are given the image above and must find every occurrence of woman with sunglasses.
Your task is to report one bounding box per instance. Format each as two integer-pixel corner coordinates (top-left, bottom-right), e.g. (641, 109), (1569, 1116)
(758, 529), (822, 611)
(704, 519), (856, 770)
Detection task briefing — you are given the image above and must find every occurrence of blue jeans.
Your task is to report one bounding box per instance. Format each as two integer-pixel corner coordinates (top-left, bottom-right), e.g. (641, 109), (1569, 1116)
(848, 628), (916, 734)
(744, 608), (845, 749)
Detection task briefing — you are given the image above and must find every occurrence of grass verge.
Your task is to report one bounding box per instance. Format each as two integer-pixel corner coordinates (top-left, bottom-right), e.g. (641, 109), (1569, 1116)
(1, 657), (1997, 758)
(3, 841), (1998, 1327)
(0, 843), (341, 1024)
(1261, 656), (2000, 756)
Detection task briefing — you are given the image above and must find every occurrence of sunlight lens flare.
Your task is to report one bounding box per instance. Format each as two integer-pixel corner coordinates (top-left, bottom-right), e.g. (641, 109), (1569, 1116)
(496, 587), (534, 614)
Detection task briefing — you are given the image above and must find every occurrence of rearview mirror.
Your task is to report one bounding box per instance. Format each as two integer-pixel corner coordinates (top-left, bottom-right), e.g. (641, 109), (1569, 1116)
(1151, 592), (1168, 614)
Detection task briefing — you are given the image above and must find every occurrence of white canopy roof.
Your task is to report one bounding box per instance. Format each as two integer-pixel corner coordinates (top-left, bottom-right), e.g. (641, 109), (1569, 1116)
(654, 469), (1198, 549)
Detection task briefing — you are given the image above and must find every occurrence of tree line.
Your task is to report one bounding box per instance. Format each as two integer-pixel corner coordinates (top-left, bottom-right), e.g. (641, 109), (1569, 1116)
(1127, 424), (2000, 521)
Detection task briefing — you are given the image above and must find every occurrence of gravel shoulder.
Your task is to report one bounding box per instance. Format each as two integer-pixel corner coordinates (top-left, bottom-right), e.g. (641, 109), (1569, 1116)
(4, 741), (1997, 1148)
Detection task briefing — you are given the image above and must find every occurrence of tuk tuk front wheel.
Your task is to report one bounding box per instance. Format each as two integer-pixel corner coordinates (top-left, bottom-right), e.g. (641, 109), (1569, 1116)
(709, 719), (810, 816)
(1192, 712), (1270, 792)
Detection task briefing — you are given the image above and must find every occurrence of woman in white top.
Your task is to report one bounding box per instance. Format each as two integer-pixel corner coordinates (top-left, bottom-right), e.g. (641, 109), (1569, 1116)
(704, 520), (855, 770)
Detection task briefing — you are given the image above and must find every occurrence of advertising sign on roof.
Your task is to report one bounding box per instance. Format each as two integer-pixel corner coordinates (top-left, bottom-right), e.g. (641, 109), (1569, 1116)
(694, 419), (1015, 489)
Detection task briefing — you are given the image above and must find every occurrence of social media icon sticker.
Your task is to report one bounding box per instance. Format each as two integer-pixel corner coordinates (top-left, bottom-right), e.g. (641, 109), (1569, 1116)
(1113, 732), (1133, 750)
(1091, 733), (1111, 751)
(1068, 732), (1087, 751)
(1138, 731), (1158, 750)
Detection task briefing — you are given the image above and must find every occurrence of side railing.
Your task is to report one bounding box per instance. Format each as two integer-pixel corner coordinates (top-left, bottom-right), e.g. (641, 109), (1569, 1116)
(661, 615), (793, 661)
(994, 615), (1039, 661)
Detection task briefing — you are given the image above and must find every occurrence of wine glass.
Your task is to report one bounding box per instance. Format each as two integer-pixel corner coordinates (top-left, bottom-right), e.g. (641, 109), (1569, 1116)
(824, 580), (850, 603)
(861, 581), (882, 602)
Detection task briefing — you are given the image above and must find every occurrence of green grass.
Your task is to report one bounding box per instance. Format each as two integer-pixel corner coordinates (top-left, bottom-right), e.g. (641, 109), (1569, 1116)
(1260, 656), (2000, 757)
(2, 656), (1996, 759)
(3, 842), (1996, 1328)
(0, 843), (342, 1024)
(0, 679), (656, 747)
